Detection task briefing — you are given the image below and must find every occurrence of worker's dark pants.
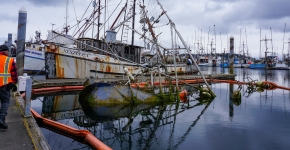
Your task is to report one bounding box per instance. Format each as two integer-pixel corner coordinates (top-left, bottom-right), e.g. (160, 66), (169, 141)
(0, 85), (10, 117)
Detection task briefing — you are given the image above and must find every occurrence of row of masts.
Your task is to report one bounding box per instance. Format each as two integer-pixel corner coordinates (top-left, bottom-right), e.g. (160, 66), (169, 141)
(61, 0), (137, 43)
(47, 0), (290, 63)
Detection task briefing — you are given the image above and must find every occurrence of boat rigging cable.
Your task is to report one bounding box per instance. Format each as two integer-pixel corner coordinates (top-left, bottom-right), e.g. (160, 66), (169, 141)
(155, 0), (215, 97)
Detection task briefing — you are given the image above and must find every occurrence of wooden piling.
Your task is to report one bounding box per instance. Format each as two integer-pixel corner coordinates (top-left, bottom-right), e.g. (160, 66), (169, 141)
(16, 7), (27, 76)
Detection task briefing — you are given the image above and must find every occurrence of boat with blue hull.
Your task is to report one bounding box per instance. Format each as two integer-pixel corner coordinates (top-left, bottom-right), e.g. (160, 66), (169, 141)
(249, 63), (266, 69)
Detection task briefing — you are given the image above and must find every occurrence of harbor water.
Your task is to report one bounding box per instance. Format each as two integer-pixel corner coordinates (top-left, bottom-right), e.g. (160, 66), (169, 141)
(31, 67), (290, 150)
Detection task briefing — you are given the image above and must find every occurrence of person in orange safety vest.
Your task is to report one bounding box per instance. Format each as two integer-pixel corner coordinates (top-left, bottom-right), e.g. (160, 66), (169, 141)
(0, 45), (18, 129)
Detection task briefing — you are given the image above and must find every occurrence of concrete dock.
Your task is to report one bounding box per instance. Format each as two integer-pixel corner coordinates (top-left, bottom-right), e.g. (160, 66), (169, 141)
(0, 92), (50, 150)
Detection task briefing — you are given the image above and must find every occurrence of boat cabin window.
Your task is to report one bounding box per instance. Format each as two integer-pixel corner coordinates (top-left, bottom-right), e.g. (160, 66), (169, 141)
(86, 41), (92, 50)
(125, 47), (135, 62)
(93, 41), (98, 48)
(26, 43), (31, 47)
(86, 41), (92, 46)
(82, 41), (86, 49)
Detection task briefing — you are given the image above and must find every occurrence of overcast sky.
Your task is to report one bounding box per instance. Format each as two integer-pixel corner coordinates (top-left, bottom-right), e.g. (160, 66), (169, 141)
(0, 0), (290, 59)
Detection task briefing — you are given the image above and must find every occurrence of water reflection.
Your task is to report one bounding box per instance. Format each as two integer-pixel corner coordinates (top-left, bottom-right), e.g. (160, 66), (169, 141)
(32, 89), (213, 150)
(31, 68), (290, 150)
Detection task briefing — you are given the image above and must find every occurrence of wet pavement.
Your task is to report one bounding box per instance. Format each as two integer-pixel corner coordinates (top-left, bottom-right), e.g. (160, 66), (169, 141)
(0, 92), (50, 150)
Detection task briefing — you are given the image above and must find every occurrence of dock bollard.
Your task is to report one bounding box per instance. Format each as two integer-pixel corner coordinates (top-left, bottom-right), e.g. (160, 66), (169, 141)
(24, 78), (32, 117)
(17, 73), (32, 117)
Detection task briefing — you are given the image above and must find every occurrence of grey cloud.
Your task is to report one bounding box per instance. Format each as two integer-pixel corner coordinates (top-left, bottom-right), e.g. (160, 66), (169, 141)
(26, 0), (63, 7)
(249, 0), (290, 20)
(204, 2), (224, 12)
(0, 37), (7, 44)
(0, 14), (17, 23)
(164, 0), (290, 35)
(1, 0), (65, 7)
(216, 0), (290, 32)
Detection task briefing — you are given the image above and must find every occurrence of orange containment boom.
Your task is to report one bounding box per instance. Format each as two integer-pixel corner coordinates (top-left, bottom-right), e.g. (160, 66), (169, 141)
(130, 79), (290, 91)
(32, 86), (84, 94)
(30, 109), (112, 150)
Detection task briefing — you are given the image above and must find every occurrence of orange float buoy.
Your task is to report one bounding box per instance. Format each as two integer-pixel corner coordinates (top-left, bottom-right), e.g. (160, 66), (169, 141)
(179, 89), (188, 103)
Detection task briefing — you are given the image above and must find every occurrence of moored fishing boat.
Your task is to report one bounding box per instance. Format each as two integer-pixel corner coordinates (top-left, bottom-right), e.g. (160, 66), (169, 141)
(39, 0), (197, 79)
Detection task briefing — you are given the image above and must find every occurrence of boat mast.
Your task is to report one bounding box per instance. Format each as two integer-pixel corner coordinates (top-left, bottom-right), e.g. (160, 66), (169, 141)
(200, 30), (203, 55)
(242, 41), (245, 63)
(97, 0), (101, 40)
(220, 32), (222, 57)
(131, 0), (136, 45)
(282, 23), (286, 61)
(207, 27), (210, 55)
(103, 0), (107, 38)
(245, 28), (249, 60)
(239, 28), (242, 62)
(170, 18), (178, 87)
(270, 27), (274, 56)
(92, 0), (97, 39)
(65, 0), (69, 34)
(214, 25), (216, 56)
(260, 28), (262, 59)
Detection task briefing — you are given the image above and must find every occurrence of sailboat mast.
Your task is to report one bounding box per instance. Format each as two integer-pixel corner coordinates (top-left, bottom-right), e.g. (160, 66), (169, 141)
(131, 0), (136, 45)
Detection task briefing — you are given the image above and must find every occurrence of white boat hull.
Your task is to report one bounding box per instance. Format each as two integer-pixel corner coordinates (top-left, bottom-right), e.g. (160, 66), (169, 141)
(24, 49), (45, 74)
